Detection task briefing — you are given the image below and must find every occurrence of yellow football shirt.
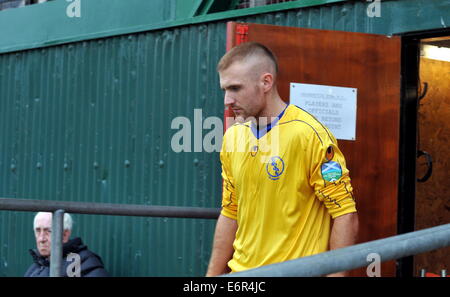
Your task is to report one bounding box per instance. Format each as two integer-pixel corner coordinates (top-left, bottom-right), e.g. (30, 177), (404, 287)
(220, 104), (357, 272)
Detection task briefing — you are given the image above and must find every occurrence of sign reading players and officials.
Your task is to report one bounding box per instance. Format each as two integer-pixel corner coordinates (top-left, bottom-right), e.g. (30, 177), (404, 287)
(290, 82), (357, 141)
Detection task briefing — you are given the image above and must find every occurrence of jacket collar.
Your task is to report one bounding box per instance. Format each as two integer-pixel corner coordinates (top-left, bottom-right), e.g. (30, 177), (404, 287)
(63, 237), (85, 256)
(29, 237), (86, 264)
(29, 249), (49, 266)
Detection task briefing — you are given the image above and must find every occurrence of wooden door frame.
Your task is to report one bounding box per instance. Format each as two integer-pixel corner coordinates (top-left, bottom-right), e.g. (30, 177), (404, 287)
(225, 22), (403, 276)
(397, 28), (450, 277)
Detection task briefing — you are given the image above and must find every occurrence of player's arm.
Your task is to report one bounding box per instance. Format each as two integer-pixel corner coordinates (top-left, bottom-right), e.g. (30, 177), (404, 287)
(207, 131), (238, 276)
(206, 214), (237, 276)
(327, 212), (359, 277)
(307, 132), (358, 276)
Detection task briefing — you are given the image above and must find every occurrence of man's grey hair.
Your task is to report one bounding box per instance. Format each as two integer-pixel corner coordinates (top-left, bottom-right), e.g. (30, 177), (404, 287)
(33, 212), (73, 231)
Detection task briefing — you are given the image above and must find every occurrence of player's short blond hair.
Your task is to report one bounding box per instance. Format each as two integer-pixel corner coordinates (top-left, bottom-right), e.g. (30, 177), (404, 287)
(217, 42), (278, 75)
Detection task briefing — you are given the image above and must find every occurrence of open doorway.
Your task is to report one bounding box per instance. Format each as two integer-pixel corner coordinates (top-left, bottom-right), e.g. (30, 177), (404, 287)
(414, 36), (450, 277)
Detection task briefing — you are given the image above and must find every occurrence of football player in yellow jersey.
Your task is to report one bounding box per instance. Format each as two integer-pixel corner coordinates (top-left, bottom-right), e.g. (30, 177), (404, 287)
(206, 42), (358, 277)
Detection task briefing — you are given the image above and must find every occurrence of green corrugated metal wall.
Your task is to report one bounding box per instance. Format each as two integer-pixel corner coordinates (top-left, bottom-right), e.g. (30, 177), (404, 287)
(0, 23), (226, 277)
(1, 0), (449, 276)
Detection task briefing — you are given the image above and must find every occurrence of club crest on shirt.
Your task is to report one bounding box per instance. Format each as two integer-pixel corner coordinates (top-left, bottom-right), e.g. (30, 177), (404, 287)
(266, 156), (285, 180)
(321, 161), (342, 182)
(251, 145), (258, 157)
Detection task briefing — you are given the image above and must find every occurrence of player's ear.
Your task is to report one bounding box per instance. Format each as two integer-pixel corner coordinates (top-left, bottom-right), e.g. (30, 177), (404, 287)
(261, 72), (274, 93)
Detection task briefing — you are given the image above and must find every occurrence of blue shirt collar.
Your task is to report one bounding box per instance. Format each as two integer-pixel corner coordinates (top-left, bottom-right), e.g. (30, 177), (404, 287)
(251, 104), (288, 139)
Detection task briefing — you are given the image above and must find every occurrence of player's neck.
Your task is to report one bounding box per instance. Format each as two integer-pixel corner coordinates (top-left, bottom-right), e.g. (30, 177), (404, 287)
(255, 93), (287, 128)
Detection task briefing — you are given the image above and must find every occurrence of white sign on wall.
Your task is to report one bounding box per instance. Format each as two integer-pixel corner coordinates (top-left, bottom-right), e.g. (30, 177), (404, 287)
(289, 83), (357, 141)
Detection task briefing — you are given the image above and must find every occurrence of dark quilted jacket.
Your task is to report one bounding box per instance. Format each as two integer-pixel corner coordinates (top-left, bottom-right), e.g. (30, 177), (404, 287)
(24, 237), (108, 277)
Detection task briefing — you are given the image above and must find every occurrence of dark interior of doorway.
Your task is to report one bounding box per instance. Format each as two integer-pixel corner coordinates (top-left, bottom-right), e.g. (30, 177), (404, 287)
(397, 30), (450, 277)
(414, 35), (450, 277)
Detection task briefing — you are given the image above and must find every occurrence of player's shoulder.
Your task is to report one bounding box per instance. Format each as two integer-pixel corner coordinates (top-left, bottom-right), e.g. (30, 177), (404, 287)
(280, 105), (336, 145)
(224, 121), (251, 137)
(221, 122), (251, 155)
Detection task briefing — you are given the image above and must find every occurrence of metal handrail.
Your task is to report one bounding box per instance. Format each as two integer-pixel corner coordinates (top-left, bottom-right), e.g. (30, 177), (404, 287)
(0, 197), (221, 277)
(0, 198), (221, 219)
(3, 197), (448, 277)
(224, 222), (450, 277)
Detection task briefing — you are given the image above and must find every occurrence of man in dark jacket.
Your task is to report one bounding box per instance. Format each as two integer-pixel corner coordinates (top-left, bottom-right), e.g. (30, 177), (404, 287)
(24, 212), (108, 277)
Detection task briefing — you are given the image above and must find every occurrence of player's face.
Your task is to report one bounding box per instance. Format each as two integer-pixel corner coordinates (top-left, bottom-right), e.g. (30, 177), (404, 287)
(219, 61), (265, 121)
